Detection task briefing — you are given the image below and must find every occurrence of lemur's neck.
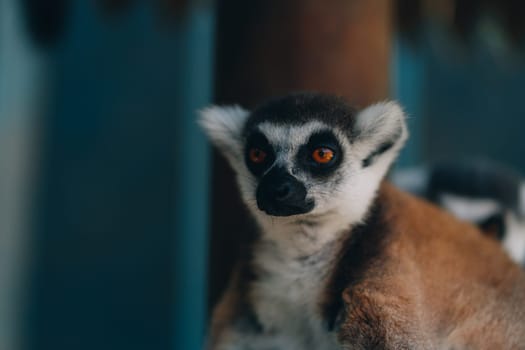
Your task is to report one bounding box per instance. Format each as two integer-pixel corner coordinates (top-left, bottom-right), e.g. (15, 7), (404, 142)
(254, 214), (353, 260)
(252, 181), (385, 260)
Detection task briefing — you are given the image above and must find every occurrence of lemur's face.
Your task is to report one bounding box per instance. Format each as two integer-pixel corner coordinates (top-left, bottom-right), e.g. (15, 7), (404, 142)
(200, 93), (407, 222)
(243, 122), (346, 217)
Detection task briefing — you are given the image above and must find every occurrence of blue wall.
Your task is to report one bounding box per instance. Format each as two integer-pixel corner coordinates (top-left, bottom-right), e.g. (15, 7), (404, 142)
(23, 2), (213, 349)
(393, 27), (525, 173)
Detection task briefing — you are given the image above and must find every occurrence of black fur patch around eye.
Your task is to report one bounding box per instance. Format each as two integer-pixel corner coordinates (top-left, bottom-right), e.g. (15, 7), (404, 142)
(297, 131), (343, 177)
(245, 132), (275, 176)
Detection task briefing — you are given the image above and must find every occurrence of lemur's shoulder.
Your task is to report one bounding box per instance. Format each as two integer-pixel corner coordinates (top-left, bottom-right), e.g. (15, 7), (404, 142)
(333, 182), (525, 348)
(381, 181), (521, 276)
(392, 159), (525, 266)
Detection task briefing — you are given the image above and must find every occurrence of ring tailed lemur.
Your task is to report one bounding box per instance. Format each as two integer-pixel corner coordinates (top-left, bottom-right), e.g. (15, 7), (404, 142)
(392, 159), (525, 266)
(200, 93), (525, 350)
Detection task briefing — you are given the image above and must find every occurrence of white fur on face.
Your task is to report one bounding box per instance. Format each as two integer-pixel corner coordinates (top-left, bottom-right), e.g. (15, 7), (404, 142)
(257, 120), (328, 169)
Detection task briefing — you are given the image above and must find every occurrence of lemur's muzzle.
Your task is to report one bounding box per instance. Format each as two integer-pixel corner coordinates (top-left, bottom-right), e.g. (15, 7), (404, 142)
(256, 167), (314, 217)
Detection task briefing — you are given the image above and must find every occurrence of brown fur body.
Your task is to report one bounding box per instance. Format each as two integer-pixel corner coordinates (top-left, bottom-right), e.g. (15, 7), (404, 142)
(209, 182), (525, 349)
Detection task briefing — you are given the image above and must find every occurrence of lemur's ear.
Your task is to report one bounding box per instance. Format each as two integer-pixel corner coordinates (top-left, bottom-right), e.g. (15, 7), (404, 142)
(353, 101), (408, 168)
(199, 105), (250, 166)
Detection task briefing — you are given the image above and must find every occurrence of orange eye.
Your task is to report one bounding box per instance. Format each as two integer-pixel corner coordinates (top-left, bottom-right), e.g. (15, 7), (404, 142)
(249, 148), (267, 163)
(312, 147), (334, 164)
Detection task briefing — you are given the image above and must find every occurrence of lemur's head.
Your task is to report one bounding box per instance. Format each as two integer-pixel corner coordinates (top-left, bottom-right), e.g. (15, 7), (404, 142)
(200, 93), (407, 226)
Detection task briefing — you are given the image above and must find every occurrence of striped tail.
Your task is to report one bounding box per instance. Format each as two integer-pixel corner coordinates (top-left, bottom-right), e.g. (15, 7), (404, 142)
(392, 158), (525, 266)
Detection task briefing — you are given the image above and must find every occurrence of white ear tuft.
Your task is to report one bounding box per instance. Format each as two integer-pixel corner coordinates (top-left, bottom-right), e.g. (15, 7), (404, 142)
(355, 101), (406, 139)
(354, 101), (408, 167)
(198, 105), (250, 164)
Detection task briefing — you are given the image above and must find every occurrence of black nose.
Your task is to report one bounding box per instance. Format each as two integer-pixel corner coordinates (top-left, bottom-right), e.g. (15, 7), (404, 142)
(274, 182), (292, 201)
(256, 167), (314, 216)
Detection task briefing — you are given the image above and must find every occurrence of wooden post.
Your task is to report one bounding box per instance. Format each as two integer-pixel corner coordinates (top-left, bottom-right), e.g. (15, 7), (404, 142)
(209, 0), (393, 311)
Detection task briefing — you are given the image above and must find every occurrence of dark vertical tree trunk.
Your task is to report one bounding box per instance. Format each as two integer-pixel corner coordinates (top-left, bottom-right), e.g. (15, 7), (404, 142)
(209, 0), (393, 312)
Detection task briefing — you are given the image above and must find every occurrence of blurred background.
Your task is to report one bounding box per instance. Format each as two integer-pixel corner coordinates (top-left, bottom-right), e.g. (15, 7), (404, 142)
(1, 0), (525, 349)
